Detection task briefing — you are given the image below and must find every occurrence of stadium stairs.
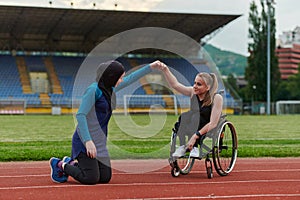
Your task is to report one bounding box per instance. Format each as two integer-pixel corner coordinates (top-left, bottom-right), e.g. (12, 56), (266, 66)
(39, 93), (51, 106)
(43, 57), (63, 94)
(16, 56), (66, 113)
(16, 57), (33, 94)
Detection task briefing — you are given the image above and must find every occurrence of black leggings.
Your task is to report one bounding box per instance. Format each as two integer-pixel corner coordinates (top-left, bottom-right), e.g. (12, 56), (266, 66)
(64, 152), (112, 185)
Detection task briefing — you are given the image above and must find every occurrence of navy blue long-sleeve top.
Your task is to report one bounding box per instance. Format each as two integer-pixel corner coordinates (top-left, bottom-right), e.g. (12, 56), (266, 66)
(71, 64), (152, 159)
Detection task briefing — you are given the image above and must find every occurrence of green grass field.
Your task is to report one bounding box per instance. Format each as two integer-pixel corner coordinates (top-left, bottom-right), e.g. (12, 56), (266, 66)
(0, 114), (299, 161)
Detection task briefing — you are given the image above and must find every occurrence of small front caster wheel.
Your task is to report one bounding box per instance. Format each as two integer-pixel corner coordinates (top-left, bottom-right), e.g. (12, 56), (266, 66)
(171, 166), (180, 177)
(207, 166), (213, 179)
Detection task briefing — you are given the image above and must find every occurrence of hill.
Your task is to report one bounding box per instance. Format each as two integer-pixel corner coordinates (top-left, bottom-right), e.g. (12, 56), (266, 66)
(203, 44), (247, 76)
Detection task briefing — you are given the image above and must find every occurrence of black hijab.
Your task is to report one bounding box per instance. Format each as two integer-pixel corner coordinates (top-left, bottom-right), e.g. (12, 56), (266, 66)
(96, 61), (125, 109)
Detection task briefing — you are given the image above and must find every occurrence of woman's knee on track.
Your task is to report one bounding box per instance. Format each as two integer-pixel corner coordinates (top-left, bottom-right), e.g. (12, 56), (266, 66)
(78, 173), (100, 185)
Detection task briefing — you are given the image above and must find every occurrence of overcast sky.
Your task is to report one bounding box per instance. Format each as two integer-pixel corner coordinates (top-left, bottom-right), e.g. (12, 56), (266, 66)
(1, 0), (299, 56)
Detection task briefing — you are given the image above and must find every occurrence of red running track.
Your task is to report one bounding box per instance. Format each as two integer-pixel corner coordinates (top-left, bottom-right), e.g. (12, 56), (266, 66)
(0, 158), (300, 199)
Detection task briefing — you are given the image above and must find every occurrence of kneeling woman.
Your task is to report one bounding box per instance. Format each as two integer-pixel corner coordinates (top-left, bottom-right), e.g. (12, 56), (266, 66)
(49, 60), (160, 184)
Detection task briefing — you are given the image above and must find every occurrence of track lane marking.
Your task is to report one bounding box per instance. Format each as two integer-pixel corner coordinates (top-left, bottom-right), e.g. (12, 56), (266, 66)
(0, 179), (300, 190)
(118, 193), (300, 200)
(1, 168), (300, 178)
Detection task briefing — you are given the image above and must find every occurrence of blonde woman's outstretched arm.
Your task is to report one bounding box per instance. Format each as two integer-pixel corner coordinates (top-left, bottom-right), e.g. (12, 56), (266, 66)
(158, 62), (193, 97)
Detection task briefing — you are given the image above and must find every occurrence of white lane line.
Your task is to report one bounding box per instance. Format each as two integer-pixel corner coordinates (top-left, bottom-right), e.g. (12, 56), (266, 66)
(118, 193), (300, 200)
(0, 174), (48, 178)
(0, 179), (300, 190)
(150, 168), (300, 174)
(1, 168), (300, 178)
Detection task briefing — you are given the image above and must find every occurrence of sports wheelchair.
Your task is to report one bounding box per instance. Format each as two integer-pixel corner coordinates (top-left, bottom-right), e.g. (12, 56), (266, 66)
(168, 114), (238, 178)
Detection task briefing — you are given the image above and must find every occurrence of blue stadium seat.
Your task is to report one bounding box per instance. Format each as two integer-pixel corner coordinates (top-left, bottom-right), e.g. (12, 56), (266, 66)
(0, 55), (237, 109)
(0, 55), (23, 98)
(24, 56), (46, 72)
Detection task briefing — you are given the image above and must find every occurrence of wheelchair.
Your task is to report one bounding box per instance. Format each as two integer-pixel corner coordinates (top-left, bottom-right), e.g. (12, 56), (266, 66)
(168, 114), (238, 179)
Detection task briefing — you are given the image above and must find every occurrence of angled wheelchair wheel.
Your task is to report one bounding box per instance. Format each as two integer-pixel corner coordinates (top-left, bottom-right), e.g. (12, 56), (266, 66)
(171, 156), (195, 177)
(212, 121), (238, 176)
(177, 155), (195, 175)
(169, 131), (195, 176)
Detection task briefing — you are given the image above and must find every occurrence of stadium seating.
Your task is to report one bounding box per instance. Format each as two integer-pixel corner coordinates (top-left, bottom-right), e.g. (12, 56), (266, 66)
(0, 55), (22, 98)
(0, 55), (237, 113)
(50, 56), (83, 106)
(24, 56), (47, 72)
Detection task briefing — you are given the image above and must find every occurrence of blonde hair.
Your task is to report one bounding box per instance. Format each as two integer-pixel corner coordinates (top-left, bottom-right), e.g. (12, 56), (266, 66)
(197, 72), (218, 107)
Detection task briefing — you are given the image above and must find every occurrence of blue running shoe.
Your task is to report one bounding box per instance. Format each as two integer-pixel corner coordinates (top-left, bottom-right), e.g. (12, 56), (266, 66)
(49, 157), (68, 183)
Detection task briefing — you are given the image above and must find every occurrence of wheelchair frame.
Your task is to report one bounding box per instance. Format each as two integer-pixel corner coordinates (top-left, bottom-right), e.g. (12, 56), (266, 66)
(168, 114), (238, 179)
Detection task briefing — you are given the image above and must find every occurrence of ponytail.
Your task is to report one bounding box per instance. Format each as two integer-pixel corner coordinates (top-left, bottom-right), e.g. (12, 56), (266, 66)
(197, 72), (218, 107)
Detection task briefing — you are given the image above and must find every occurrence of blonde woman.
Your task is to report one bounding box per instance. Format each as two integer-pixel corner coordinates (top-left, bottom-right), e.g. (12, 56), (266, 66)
(158, 62), (223, 157)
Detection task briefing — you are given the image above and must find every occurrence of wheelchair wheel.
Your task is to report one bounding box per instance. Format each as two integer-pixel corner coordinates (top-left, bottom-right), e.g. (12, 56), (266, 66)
(207, 167), (213, 179)
(176, 155), (195, 175)
(171, 165), (180, 177)
(169, 131), (195, 176)
(171, 157), (195, 177)
(212, 121), (238, 176)
(205, 157), (213, 179)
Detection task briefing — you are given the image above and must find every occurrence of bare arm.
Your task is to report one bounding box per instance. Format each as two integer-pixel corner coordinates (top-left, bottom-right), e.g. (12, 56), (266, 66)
(160, 64), (193, 97)
(187, 94), (223, 150)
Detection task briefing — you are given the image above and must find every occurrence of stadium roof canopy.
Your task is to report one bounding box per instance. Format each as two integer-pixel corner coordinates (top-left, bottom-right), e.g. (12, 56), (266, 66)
(0, 5), (240, 54)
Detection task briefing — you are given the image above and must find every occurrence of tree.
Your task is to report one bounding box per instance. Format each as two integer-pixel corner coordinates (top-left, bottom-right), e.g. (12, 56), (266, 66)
(286, 72), (300, 99)
(245, 0), (280, 102)
(276, 81), (291, 100)
(276, 71), (300, 100)
(224, 73), (242, 101)
(227, 73), (239, 92)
